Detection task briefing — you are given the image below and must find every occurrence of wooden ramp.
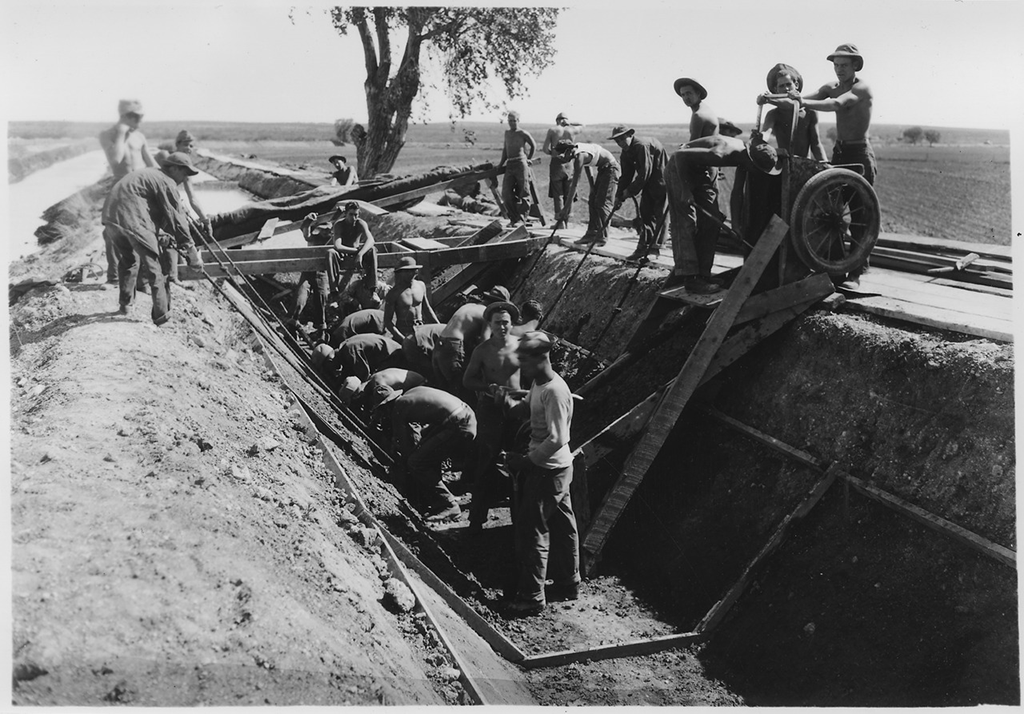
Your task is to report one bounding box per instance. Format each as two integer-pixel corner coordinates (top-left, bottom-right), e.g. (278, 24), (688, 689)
(578, 216), (837, 575)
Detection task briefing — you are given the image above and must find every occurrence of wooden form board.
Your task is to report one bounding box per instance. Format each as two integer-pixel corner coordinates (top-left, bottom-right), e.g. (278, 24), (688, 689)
(431, 225), (529, 306)
(845, 476), (1016, 569)
(704, 407), (825, 470)
(370, 167), (502, 209)
(520, 631), (703, 669)
(183, 234), (547, 280)
(580, 216), (791, 572)
(843, 294), (1012, 343)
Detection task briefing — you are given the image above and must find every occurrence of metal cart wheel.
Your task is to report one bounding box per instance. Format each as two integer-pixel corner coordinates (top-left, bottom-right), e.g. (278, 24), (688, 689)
(789, 168), (880, 276)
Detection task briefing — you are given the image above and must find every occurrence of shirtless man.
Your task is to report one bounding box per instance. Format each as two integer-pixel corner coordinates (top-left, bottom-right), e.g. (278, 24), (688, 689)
(498, 111), (536, 224)
(460, 301), (523, 528)
(347, 367), (427, 414)
(665, 77), (722, 292)
(542, 112), (583, 229)
(382, 256), (439, 342)
(770, 44), (875, 287)
(431, 285), (513, 401)
(331, 201), (377, 295)
(512, 299), (544, 336)
(99, 99), (156, 283)
(553, 140), (621, 246)
(402, 323), (446, 383)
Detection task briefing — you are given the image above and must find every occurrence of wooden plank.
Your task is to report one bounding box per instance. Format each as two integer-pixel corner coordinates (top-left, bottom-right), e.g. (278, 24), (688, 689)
(702, 297), (820, 382)
(581, 216), (791, 573)
(215, 218), (305, 248)
(873, 245), (1011, 274)
(402, 237), (449, 251)
(856, 270), (1012, 320)
(870, 251), (1011, 290)
(698, 466), (839, 633)
(842, 294), (1013, 342)
(455, 219), (504, 247)
(431, 263), (491, 306)
(370, 170), (499, 208)
(256, 217), (279, 241)
(520, 631), (704, 669)
(657, 286), (724, 309)
(379, 530), (527, 663)
(845, 476), (1016, 569)
(704, 406), (825, 470)
(878, 232), (1012, 260)
(733, 273), (834, 325)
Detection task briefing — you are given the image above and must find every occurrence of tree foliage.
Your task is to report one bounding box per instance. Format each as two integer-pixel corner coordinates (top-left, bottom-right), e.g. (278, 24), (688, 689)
(333, 118), (354, 146)
(903, 126), (924, 144)
(924, 129), (941, 146)
(329, 6), (559, 177)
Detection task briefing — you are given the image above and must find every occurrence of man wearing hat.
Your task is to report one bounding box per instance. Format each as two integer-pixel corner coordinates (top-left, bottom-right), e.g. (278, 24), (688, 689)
(431, 285), (514, 400)
(542, 112), (584, 229)
(375, 385), (478, 521)
(382, 256), (440, 343)
(153, 129), (212, 282)
(103, 152), (203, 325)
(773, 44), (874, 288)
(328, 155), (358, 187)
(610, 126), (668, 262)
(503, 331), (580, 614)
(668, 77), (723, 291)
(460, 300), (523, 527)
(98, 99), (157, 283)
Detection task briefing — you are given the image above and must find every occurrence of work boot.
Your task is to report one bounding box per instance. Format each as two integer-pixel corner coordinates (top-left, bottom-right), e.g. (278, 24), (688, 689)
(506, 598), (545, 617)
(573, 234), (598, 245)
(682, 276), (721, 295)
(545, 581), (580, 602)
(624, 248), (646, 262)
(425, 501), (461, 522)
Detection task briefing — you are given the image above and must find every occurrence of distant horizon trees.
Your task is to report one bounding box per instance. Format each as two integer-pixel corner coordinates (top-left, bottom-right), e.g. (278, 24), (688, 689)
(902, 126), (924, 144)
(924, 129), (941, 146)
(328, 6), (560, 178)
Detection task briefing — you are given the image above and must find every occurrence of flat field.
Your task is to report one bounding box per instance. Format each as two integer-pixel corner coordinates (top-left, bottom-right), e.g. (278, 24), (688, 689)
(9, 120), (1011, 245)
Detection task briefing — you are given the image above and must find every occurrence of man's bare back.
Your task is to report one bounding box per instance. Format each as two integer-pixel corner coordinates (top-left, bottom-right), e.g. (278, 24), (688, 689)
(441, 303), (487, 345)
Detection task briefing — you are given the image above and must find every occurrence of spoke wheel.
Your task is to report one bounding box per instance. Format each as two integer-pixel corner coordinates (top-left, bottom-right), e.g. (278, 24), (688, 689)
(789, 168), (880, 276)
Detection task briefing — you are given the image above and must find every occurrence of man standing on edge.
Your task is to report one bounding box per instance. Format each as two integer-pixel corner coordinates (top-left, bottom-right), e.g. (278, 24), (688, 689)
(498, 111), (536, 224)
(553, 139), (620, 247)
(99, 99), (156, 284)
(104, 152), (201, 325)
(665, 77), (722, 293)
(505, 331), (580, 615)
(774, 43), (874, 289)
(542, 112), (583, 229)
(611, 125), (668, 263)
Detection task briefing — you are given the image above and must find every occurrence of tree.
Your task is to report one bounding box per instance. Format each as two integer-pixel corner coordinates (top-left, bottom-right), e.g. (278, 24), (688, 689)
(329, 6), (559, 178)
(332, 118), (354, 146)
(903, 126), (924, 145)
(924, 129), (941, 146)
(825, 126), (838, 142)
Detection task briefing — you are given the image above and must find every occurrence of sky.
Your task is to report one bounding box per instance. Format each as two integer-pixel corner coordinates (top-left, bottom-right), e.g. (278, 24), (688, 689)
(3, 0), (1023, 132)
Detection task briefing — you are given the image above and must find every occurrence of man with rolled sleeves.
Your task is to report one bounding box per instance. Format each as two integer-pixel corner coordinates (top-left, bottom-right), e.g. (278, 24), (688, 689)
(504, 331), (580, 614)
(611, 125), (668, 262)
(103, 152), (202, 325)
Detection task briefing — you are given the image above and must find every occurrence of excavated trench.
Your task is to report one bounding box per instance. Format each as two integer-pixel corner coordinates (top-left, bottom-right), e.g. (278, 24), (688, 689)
(128, 152), (1016, 704)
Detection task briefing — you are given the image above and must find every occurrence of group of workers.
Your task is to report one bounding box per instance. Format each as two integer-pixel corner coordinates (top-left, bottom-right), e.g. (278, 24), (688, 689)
(498, 42), (875, 292)
(300, 238), (577, 614)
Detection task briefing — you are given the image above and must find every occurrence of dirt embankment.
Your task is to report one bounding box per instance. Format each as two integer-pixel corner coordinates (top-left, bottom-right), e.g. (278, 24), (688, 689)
(10, 276), (463, 705)
(8, 140), (96, 183)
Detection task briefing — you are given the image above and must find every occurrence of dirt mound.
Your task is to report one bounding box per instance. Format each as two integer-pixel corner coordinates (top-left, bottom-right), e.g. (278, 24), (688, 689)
(10, 281), (452, 705)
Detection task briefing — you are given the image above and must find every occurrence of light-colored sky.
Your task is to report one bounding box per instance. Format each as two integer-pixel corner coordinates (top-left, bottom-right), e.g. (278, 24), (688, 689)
(3, 0), (1023, 131)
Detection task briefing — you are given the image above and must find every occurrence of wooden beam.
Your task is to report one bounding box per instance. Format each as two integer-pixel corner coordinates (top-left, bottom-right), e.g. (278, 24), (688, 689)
(520, 631), (704, 669)
(455, 219), (504, 247)
(704, 406), (825, 470)
(845, 476), (1016, 569)
(733, 273), (834, 325)
(370, 169), (500, 208)
(378, 529), (527, 663)
(256, 217), (279, 241)
(877, 233), (1011, 261)
(215, 218), (304, 249)
(581, 216), (790, 574)
(697, 465), (840, 634)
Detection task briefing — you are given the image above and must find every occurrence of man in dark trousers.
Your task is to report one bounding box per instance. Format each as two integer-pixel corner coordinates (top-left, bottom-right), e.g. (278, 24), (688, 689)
(667, 76), (722, 294)
(611, 125), (668, 262)
(103, 152), (201, 325)
(504, 331), (580, 615)
(288, 212), (334, 338)
(374, 385), (477, 521)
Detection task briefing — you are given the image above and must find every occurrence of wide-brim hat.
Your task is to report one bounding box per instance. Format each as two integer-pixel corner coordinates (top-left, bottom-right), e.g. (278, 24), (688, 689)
(608, 125), (635, 141)
(328, 155), (345, 164)
(483, 300), (521, 324)
(673, 77), (707, 100)
(747, 139), (783, 176)
(395, 256), (423, 271)
(827, 44), (864, 71)
(766, 63), (804, 93)
(163, 151), (199, 176)
(480, 285), (511, 303)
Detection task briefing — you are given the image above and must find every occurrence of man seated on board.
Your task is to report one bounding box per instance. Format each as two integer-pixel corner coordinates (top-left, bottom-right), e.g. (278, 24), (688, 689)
(330, 201), (378, 296)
